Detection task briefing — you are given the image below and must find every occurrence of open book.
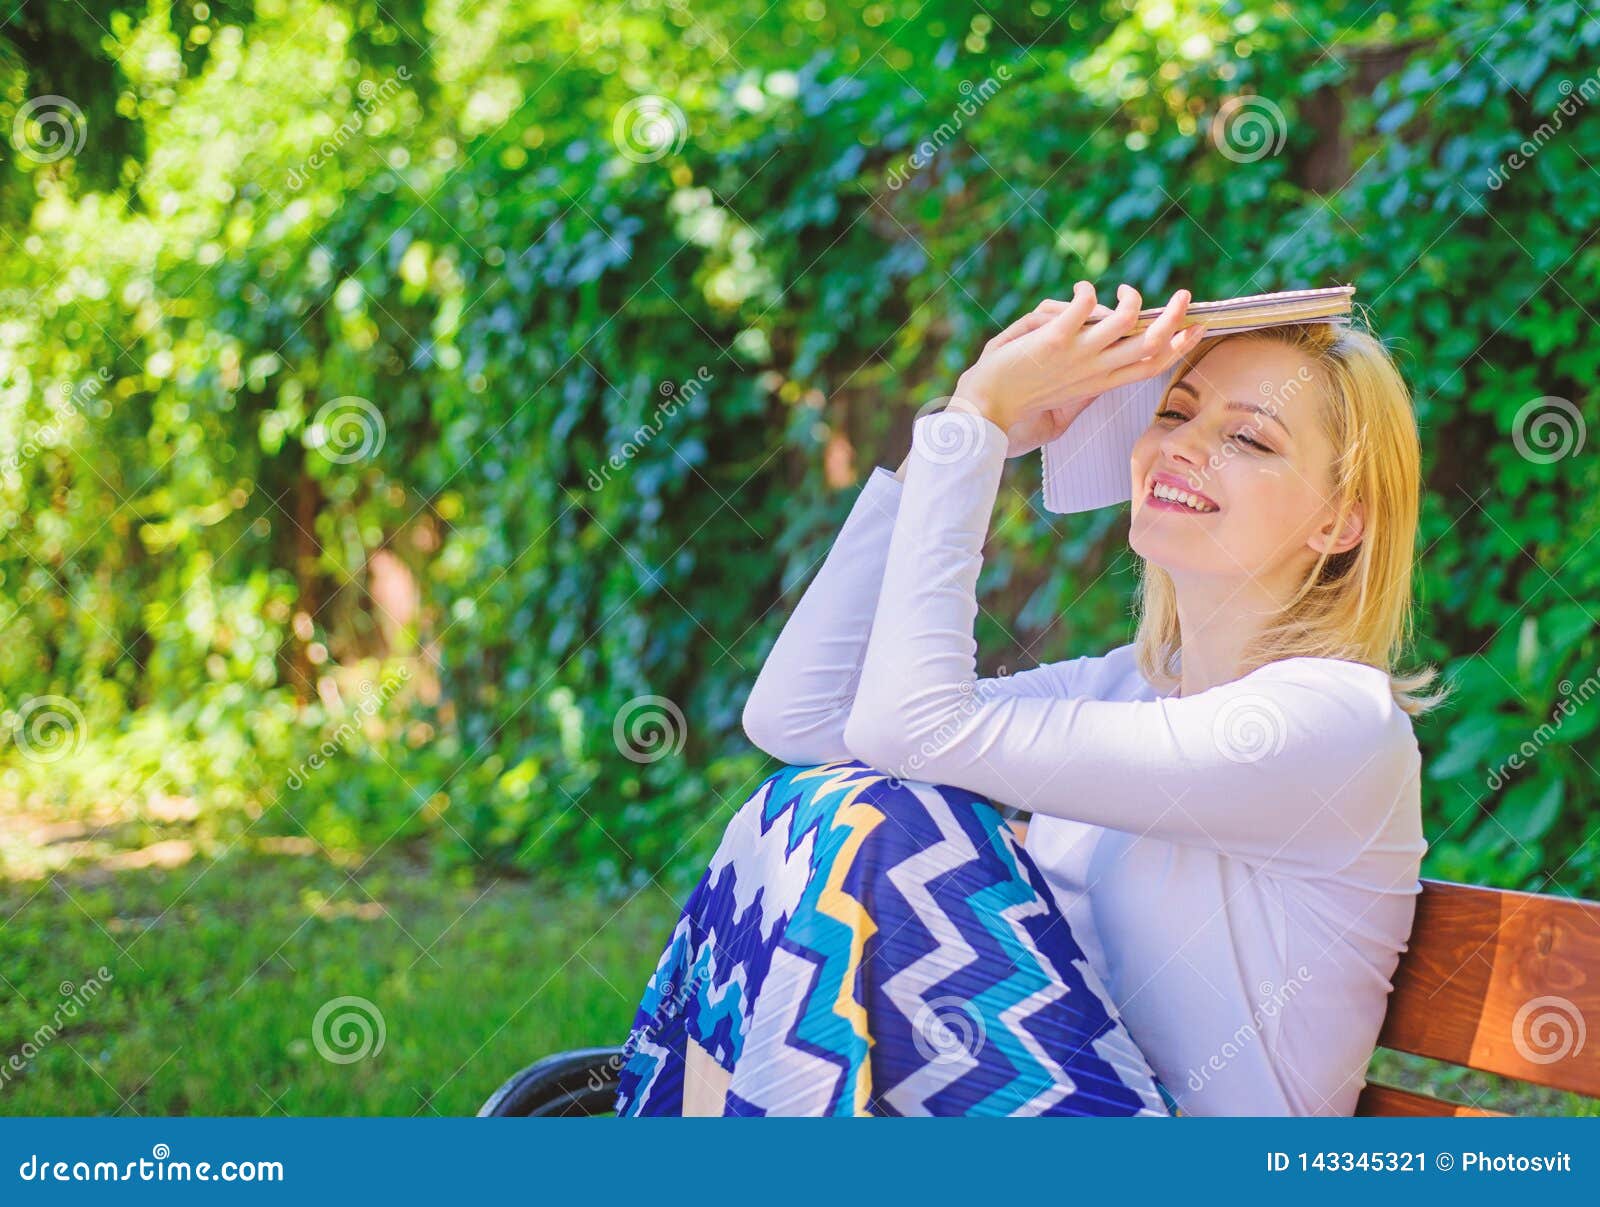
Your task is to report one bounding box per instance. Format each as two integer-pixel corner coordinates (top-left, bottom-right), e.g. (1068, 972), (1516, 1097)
(1042, 286), (1356, 513)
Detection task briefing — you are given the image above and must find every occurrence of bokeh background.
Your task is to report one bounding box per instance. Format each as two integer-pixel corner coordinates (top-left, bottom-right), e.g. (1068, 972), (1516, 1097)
(1, 0), (1596, 1115)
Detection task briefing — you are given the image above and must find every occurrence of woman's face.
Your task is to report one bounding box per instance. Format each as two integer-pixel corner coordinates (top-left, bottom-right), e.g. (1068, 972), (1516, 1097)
(1128, 338), (1361, 587)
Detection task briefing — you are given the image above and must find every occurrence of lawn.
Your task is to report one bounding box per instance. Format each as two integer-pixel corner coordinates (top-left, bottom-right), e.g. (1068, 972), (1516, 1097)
(2, 786), (1593, 1117)
(0, 792), (678, 1116)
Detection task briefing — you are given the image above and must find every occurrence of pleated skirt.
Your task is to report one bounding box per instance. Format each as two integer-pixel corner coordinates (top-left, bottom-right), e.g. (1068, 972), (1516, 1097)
(616, 759), (1179, 1117)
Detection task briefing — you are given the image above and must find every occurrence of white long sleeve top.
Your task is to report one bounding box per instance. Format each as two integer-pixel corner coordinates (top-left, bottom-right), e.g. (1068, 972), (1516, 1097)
(741, 408), (1427, 1117)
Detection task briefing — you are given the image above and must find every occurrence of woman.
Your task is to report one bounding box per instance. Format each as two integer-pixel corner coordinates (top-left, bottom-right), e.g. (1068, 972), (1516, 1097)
(615, 281), (1445, 1117)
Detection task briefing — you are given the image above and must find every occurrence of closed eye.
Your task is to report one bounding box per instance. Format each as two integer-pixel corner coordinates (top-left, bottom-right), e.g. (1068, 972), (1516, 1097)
(1234, 429), (1272, 452)
(1154, 409), (1275, 454)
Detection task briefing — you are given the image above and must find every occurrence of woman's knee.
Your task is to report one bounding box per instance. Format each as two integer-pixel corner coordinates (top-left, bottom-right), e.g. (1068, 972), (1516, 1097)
(744, 760), (1007, 858)
(844, 767), (1007, 845)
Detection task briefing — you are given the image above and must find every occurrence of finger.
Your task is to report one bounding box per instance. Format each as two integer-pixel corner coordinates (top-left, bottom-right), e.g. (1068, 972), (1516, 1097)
(1038, 280), (1100, 343)
(984, 307), (1056, 353)
(1102, 323), (1207, 390)
(985, 289), (1102, 352)
(1140, 289), (1192, 354)
(1033, 297), (1110, 317)
(1102, 288), (1191, 370)
(1078, 283), (1142, 351)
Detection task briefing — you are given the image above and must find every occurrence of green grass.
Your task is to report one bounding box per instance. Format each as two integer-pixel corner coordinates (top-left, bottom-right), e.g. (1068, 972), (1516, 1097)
(4, 784), (1595, 1117)
(1365, 1049), (1600, 1117)
(0, 799), (679, 1115)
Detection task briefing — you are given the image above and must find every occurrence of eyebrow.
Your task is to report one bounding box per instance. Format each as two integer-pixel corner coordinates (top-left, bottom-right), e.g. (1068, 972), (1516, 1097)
(1168, 379), (1292, 438)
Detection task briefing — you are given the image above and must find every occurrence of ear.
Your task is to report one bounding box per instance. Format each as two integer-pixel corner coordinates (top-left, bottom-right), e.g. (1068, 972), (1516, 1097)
(1309, 499), (1364, 557)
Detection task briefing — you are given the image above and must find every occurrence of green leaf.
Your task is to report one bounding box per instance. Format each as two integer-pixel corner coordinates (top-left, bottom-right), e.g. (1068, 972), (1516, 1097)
(1493, 775), (1565, 843)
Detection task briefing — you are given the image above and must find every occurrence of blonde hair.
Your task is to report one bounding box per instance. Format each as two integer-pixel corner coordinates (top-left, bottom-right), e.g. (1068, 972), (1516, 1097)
(1132, 319), (1449, 717)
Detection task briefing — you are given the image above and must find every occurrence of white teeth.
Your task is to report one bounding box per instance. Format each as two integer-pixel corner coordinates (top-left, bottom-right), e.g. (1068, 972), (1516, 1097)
(1152, 482), (1216, 512)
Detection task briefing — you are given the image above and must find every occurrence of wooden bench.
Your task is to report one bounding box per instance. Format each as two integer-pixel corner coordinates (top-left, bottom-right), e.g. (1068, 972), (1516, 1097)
(1357, 878), (1600, 1115)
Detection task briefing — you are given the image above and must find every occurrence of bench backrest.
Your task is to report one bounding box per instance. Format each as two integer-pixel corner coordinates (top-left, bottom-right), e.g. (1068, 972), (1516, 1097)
(1357, 878), (1600, 1116)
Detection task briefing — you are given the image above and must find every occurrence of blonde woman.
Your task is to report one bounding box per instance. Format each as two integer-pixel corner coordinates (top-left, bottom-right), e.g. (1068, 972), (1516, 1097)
(615, 282), (1445, 1117)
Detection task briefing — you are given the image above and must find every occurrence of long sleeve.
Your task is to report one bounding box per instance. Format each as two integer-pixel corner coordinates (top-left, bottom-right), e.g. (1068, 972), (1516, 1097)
(842, 407), (1419, 872)
(740, 465), (905, 765)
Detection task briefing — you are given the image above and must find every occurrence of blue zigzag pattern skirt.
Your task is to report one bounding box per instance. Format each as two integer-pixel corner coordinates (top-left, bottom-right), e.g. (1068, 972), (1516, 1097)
(616, 759), (1180, 1117)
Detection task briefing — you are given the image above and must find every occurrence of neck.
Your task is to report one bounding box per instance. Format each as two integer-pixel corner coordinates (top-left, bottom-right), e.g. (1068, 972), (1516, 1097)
(1170, 571), (1291, 698)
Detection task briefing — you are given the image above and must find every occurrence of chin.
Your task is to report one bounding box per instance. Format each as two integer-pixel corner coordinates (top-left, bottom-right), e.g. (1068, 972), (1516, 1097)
(1129, 526), (1228, 576)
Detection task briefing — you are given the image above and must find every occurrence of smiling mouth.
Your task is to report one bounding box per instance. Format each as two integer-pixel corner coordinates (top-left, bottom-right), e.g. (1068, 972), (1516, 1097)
(1147, 482), (1220, 513)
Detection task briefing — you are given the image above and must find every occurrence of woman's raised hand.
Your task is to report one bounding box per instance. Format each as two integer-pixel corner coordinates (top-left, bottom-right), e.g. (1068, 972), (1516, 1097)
(948, 282), (1205, 459)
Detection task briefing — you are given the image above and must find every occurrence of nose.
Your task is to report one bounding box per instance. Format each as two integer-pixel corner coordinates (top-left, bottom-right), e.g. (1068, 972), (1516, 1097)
(1158, 421), (1211, 485)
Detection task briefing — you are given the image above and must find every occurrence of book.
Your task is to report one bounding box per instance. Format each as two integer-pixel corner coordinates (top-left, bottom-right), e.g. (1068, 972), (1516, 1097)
(1042, 285), (1356, 513)
(1080, 284), (1355, 336)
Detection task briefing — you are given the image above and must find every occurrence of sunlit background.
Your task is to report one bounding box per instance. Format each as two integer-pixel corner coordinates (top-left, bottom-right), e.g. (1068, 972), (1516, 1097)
(1, 0), (1596, 1114)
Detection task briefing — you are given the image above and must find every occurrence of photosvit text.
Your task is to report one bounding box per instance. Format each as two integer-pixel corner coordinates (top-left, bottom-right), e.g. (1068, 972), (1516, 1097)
(1265, 1150), (1573, 1174)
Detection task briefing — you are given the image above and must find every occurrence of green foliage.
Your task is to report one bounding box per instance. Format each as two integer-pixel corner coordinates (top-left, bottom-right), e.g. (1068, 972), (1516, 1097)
(2, 0), (1597, 897)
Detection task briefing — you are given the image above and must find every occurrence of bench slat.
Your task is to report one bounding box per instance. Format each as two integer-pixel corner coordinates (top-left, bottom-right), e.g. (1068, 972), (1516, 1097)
(1356, 1082), (1503, 1117)
(1376, 878), (1600, 1098)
